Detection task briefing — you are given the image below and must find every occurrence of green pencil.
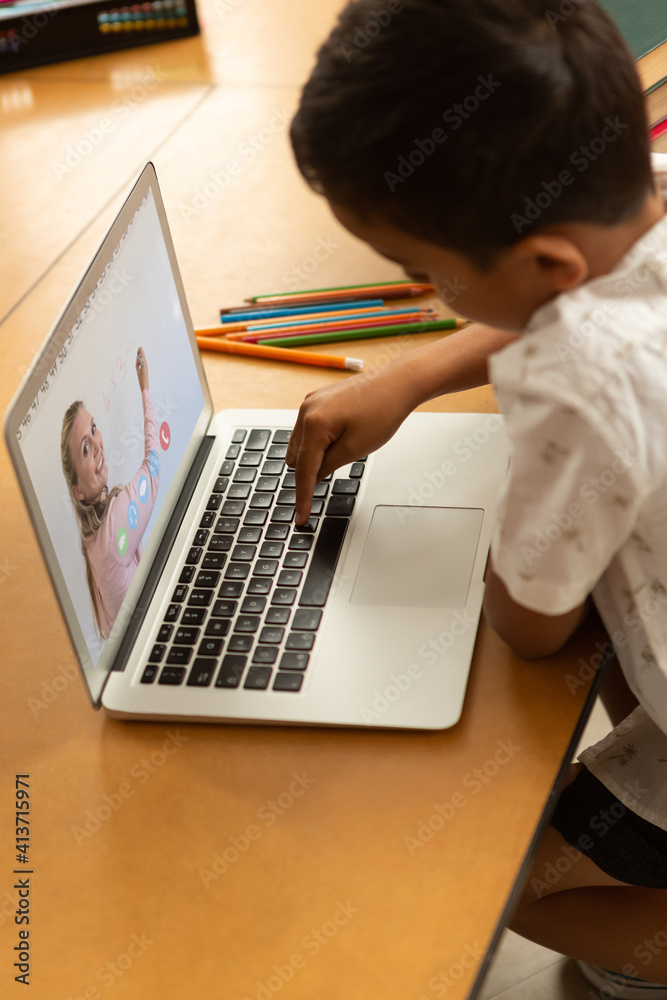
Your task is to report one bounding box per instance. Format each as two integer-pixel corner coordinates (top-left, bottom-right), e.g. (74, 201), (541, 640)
(255, 318), (464, 348)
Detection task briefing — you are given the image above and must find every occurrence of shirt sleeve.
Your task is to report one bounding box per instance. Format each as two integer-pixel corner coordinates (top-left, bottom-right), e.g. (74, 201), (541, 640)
(104, 388), (160, 567)
(490, 392), (643, 615)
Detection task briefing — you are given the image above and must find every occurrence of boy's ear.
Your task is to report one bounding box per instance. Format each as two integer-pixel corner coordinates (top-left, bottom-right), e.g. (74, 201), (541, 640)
(510, 233), (589, 293)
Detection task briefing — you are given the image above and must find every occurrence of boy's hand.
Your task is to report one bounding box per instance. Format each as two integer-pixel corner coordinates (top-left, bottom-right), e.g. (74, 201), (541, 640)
(135, 348), (149, 392)
(286, 360), (416, 524)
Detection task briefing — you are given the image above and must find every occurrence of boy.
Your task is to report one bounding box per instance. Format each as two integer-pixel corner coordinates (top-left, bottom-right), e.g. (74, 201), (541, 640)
(284, 0), (667, 995)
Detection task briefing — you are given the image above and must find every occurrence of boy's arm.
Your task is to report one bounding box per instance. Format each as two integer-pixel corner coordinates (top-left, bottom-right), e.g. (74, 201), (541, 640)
(287, 323), (517, 523)
(484, 563), (591, 660)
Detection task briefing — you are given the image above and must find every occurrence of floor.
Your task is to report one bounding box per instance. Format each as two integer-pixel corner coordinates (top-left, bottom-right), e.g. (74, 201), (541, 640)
(476, 698), (612, 1000)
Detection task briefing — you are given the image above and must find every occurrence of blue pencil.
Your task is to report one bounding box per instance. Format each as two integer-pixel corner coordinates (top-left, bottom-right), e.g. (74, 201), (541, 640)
(219, 299), (384, 322)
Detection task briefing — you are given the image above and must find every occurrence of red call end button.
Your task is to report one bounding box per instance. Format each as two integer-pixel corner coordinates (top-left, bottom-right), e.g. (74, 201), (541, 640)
(159, 421), (171, 450)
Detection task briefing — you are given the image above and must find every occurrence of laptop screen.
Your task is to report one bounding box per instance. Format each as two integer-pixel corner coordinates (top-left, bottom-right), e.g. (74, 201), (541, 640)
(6, 168), (208, 698)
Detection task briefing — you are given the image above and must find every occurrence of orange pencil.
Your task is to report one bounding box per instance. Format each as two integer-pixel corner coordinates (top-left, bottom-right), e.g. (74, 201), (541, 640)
(223, 310), (429, 343)
(195, 336), (364, 371)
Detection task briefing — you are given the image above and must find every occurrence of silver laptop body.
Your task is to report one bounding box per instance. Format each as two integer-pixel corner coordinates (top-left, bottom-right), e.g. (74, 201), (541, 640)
(4, 162), (509, 730)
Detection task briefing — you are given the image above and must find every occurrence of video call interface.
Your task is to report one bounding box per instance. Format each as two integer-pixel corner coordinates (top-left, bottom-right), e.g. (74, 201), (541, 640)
(17, 186), (205, 672)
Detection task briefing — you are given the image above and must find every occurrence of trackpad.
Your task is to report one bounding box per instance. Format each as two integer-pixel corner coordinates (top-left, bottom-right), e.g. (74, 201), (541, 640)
(350, 505), (483, 608)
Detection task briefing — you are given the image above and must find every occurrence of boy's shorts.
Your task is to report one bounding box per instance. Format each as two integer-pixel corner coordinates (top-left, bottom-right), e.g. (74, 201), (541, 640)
(550, 766), (667, 889)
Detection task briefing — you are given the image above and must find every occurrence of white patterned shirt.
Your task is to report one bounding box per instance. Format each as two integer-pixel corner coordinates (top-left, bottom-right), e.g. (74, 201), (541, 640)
(489, 154), (667, 830)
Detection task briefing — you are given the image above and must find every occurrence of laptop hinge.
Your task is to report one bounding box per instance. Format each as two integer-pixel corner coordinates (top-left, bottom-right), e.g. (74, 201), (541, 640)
(109, 433), (215, 673)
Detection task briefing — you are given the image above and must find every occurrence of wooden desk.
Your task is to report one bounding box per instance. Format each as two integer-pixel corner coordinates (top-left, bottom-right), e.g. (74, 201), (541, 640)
(0, 5), (605, 998)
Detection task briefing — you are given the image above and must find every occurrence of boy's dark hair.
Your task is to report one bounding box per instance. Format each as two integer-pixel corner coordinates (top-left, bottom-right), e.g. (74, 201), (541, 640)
(290, 0), (653, 268)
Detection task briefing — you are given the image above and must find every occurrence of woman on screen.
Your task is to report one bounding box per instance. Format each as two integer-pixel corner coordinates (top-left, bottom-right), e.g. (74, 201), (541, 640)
(60, 347), (160, 641)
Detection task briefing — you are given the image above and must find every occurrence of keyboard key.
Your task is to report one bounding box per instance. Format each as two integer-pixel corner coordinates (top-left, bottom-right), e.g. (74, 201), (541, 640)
(212, 476), (229, 492)
(159, 666), (187, 685)
(208, 535), (232, 551)
(255, 559), (278, 576)
(206, 494), (222, 510)
(164, 604), (181, 623)
(252, 646), (278, 665)
(187, 659), (216, 687)
(310, 499), (325, 515)
(228, 635), (253, 652)
(260, 541), (284, 558)
(282, 551), (308, 569)
(349, 462), (365, 478)
(262, 460), (284, 476)
(265, 524), (289, 540)
(286, 632), (315, 651)
(259, 626), (284, 644)
(246, 429), (271, 450)
(244, 666), (272, 689)
(249, 493), (273, 509)
(232, 429), (247, 444)
(278, 569), (302, 588)
(292, 608), (322, 631)
(198, 638), (223, 657)
(288, 534), (313, 551)
(225, 444), (241, 459)
(239, 451), (262, 467)
(225, 563), (251, 580)
(299, 517), (348, 607)
(294, 517), (318, 532)
(172, 584), (188, 603)
(234, 616), (260, 633)
(167, 647), (193, 665)
(271, 588), (297, 606)
(234, 467), (257, 483)
(222, 500), (245, 516)
(243, 509), (268, 526)
(141, 664), (159, 683)
(201, 553), (227, 570)
(205, 619), (230, 637)
(332, 478), (359, 495)
(271, 506), (295, 523)
(241, 595), (267, 614)
(279, 652), (310, 671)
(273, 672), (303, 692)
(277, 489), (296, 505)
(238, 527), (262, 544)
(199, 511), (215, 529)
(219, 460), (235, 476)
(256, 476), (279, 492)
(149, 644), (166, 662)
(157, 624), (173, 642)
(188, 589), (213, 607)
(313, 482), (330, 497)
(265, 607), (291, 625)
(195, 570), (221, 588)
(216, 516), (239, 533)
(231, 544), (257, 561)
(272, 429), (292, 444)
(247, 577), (272, 595)
(186, 546), (203, 564)
(267, 444), (287, 459)
(174, 627), (200, 645)
(282, 471), (296, 488)
(218, 581), (243, 598)
(212, 599), (238, 617)
(325, 495), (355, 517)
(182, 608), (206, 626)
(228, 484), (252, 500)
(215, 655), (246, 687)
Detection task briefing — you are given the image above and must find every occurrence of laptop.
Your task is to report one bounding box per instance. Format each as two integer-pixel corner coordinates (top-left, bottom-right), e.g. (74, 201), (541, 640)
(3, 162), (509, 730)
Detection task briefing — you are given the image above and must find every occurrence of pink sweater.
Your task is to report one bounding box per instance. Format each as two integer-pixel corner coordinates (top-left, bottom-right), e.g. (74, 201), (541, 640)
(86, 390), (160, 639)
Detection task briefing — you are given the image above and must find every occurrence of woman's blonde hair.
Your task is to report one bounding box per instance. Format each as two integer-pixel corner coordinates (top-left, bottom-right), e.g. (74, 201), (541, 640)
(61, 401), (121, 640)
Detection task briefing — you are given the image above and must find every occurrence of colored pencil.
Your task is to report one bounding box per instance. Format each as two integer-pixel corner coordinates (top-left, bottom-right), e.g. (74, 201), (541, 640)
(202, 306), (431, 337)
(224, 311), (430, 344)
(255, 318), (464, 348)
(219, 299), (385, 320)
(196, 336), (363, 371)
(245, 280), (435, 306)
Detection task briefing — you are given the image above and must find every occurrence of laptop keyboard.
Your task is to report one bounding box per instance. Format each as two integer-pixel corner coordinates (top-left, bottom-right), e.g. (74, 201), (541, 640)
(139, 428), (364, 694)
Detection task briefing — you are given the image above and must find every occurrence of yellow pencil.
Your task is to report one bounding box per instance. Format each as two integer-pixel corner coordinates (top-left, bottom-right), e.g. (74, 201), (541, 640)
(195, 335), (363, 371)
